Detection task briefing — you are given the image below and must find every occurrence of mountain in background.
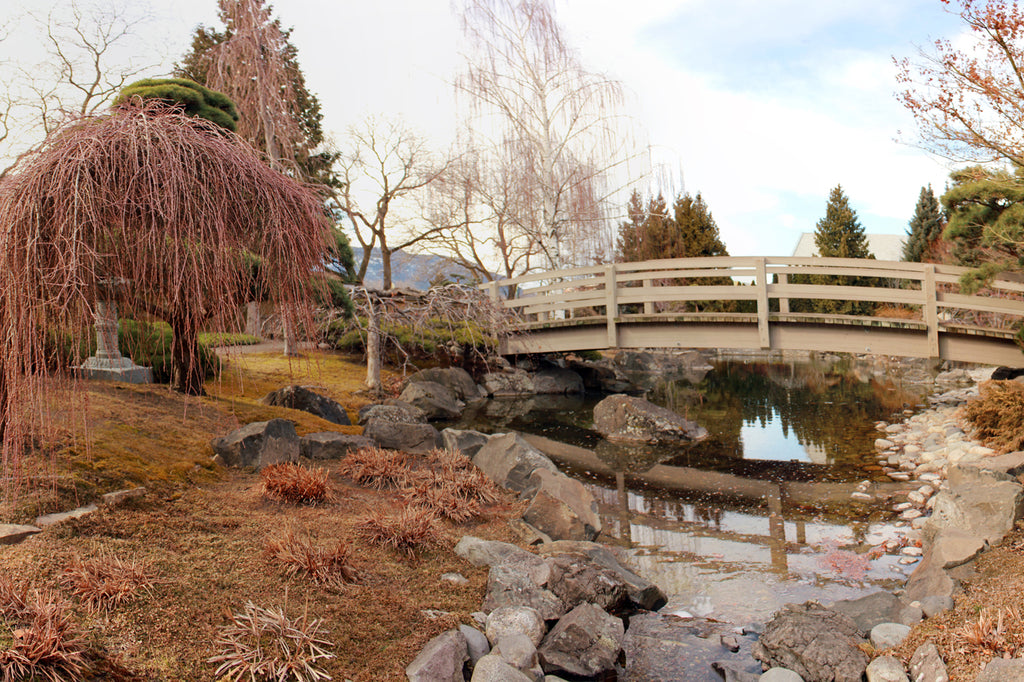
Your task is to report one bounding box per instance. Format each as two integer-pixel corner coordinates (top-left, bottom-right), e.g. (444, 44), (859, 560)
(350, 248), (481, 290)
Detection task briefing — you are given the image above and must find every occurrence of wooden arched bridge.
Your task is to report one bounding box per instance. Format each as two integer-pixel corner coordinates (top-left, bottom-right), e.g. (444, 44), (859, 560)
(483, 257), (1024, 365)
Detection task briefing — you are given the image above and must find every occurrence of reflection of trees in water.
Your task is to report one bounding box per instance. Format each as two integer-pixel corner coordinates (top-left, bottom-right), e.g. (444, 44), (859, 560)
(654, 362), (919, 467)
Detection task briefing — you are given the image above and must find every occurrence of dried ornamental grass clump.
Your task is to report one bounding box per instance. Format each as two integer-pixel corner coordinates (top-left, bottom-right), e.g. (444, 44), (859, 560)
(963, 380), (1024, 453)
(208, 600), (334, 682)
(338, 446), (410, 490)
(58, 553), (156, 611)
(354, 506), (446, 559)
(266, 528), (360, 587)
(261, 463), (331, 505)
(955, 606), (1024, 656)
(0, 579), (87, 682)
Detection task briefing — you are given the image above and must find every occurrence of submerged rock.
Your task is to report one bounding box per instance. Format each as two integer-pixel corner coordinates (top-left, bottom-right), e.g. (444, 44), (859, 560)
(751, 601), (868, 682)
(592, 394), (708, 444)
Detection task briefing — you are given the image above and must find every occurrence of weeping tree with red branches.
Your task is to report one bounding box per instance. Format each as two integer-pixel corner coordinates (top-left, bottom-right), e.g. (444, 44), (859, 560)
(0, 100), (330, 480)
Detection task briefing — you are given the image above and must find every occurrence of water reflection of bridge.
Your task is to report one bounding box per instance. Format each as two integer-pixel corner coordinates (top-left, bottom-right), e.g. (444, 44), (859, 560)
(486, 257), (1024, 365)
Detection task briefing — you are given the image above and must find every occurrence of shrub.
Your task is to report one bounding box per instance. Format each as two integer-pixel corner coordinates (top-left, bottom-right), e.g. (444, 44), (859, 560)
(338, 447), (410, 490)
(266, 529), (360, 587)
(354, 506), (446, 559)
(963, 380), (1024, 453)
(197, 331), (261, 347)
(322, 316), (498, 361)
(208, 600), (334, 682)
(0, 579), (86, 682)
(422, 448), (505, 505)
(58, 553), (155, 611)
(260, 463), (331, 505)
(401, 478), (482, 523)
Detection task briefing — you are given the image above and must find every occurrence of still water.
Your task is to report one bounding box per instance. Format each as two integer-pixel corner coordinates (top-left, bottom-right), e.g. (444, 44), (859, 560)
(455, 354), (936, 626)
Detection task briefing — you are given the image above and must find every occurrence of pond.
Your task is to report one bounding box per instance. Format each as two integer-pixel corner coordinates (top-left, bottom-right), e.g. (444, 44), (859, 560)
(451, 353), (938, 627)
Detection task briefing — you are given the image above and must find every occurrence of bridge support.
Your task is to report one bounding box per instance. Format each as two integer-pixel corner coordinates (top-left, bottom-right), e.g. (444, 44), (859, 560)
(605, 264), (618, 348)
(755, 258), (770, 349)
(923, 264), (940, 358)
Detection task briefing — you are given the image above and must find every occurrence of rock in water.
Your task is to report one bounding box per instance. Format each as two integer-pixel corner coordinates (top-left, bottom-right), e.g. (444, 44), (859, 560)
(751, 601), (869, 682)
(592, 394), (708, 444)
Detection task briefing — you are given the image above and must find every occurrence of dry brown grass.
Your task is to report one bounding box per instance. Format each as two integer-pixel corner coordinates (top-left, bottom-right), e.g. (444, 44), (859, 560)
(355, 506), (447, 559)
(963, 380), (1024, 453)
(58, 553), (155, 611)
(260, 463), (331, 505)
(874, 304), (922, 320)
(266, 528), (360, 588)
(0, 579), (87, 682)
(208, 599), (335, 682)
(339, 446), (410, 490)
(955, 606), (1024, 657)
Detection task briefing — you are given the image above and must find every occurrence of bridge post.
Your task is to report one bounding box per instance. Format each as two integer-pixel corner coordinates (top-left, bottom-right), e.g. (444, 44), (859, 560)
(605, 263), (618, 348)
(923, 264), (940, 358)
(777, 272), (789, 314)
(644, 278), (654, 315)
(755, 257), (771, 349)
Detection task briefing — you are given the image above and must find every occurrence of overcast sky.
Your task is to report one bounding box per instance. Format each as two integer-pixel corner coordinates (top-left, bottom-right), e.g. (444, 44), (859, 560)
(5, 0), (967, 257)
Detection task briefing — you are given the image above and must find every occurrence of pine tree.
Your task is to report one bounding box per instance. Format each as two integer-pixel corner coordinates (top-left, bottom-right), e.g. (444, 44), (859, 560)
(814, 185), (872, 259)
(673, 193), (729, 258)
(615, 191), (672, 263)
(903, 185), (945, 262)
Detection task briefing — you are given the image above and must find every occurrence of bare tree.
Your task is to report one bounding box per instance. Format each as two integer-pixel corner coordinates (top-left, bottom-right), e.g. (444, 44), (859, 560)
(334, 116), (448, 290)
(457, 0), (642, 271)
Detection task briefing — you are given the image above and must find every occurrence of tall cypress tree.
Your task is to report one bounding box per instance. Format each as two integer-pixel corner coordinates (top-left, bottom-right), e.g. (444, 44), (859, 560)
(903, 185), (945, 262)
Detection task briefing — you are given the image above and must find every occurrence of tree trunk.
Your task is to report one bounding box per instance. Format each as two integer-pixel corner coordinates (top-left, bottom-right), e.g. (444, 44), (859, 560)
(170, 313), (206, 396)
(244, 301), (261, 337)
(283, 314), (298, 357)
(381, 243), (392, 290)
(364, 298), (382, 394)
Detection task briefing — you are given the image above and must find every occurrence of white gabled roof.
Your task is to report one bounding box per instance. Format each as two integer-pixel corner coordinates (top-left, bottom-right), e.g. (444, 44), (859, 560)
(791, 233), (907, 262)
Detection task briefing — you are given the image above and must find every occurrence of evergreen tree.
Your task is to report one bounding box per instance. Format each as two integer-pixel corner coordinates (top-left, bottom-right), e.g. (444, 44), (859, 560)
(814, 185), (872, 259)
(114, 78), (239, 132)
(903, 185), (945, 262)
(673, 193), (729, 258)
(615, 191), (673, 263)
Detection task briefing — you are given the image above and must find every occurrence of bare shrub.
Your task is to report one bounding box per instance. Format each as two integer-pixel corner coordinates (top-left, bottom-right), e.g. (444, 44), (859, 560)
(208, 600), (334, 682)
(338, 446), (409, 490)
(964, 380), (1024, 453)
(266, 528), (359, 587)
(401, 478), (482, 523)
(422, 448), (505, 504)
(58, 553), (155, 611)
(354, 507), (446, 559)
(260, 463), (331, 505)
(0, 578), (86, 681)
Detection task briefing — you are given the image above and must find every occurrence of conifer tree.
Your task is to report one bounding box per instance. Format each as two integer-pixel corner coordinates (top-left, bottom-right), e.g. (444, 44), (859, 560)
(903, 185), (945, 262)
(615, 191), (673, 263)
(673, 193), (729, 259)
(814, 185), (872, 259)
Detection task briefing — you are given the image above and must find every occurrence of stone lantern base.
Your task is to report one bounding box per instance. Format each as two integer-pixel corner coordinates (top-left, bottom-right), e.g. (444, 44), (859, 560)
(78, 356), (153, 384)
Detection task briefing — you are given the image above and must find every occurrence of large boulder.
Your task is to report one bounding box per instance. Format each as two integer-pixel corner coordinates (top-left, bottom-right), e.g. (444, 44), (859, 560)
(521, 469), (601, 542)
(623, 613), (761, 682)
(406, 629), (469, 682)
(923, 467), (1024, 547)
(442, 429), (491, 459)
(538, 603), (624, 678)
(356, 401), (426, 425)
(482, 369), (536, 397)
(398, 380), (465, 420)
(211, 419), (298, 470)
(406, 367), (481, 401)
(260, 385), (351, 425)
(904, 542), (961, 607)
(485, 606), (547, 647)
(473, 432), (558, 494)
(751, 602), (869, 682)
(482, 555), (565, 621)
(592, 395), (708, 444)
(455, 535), (537, 568)
(831, 591), (916, 635)
(537, 541), (667, 612)
(533, 368), (584, 395)
(299, 432), (374, 460)
(542, 553), (628, 613)
(362, 418), (441, 454)
(566, 358), (638, 393)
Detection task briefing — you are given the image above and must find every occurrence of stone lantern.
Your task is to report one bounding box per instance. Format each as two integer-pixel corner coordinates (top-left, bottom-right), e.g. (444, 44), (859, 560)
(78, 300), (152, 383)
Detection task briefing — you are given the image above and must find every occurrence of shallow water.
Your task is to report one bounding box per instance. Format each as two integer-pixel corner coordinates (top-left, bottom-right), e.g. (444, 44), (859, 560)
(454, 356), (937, 625)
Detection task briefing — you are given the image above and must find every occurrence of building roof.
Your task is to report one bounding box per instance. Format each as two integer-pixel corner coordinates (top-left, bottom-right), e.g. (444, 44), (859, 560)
(792, 233), (907, 262)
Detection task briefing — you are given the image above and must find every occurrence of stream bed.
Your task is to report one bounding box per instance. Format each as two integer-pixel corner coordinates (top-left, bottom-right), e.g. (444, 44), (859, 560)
(452, 351), (946, 627)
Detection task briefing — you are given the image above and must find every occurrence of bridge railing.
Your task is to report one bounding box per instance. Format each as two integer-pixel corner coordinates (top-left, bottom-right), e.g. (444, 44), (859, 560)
(483, 256), (1024, 354)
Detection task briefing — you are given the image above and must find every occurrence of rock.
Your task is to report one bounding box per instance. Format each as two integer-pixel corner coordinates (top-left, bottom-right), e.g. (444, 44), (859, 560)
(35, 504), (98, 528)
(398, 380), (466, 420)
(919, 594), (955, 617)
(361, 418), (441, 454)
(522, 469), (601, 542)
(904, 546), (960, 607)
(455, 536), (536, 568)
(483, 559), (565, 621)
(831, 591), (905, 636)
(485, 606), (547, 647)
(924, 475), (1024, 546)
(869, 623), (911, 650)
(566, 359), (637, 393)
(537, 540), (667, 612)
(966, 450), (1024, 478)
(356, 402), (426, 425)
(866, 656), (908, 682)
(533, 368), (584, 395)
(100, 487), (146, 506)
(508, 518), (553, 546)
(442, 429), (492, 459)
(976, 658), (1024, 681)
(406, 367), (481, 401)
(908, 642), (948, 682)
(751, 602), (868, 682)
(210, 418), (299, 469)
(623, 612), (761, 681)
(721, 634), (741, 652)
(760, 670), (804, 682)
(538, 603), (624, 678)
(492, 633), (539, 673)
(931, 527), (986, 569)
(876, 438), (895, 449)
(470, 654), (534, 682)
(542, 553), (629, 614)
(442, 572), (469, 585)
(472, 432), (558, 494)
(482, 369), (536, 397)
(711, 660), (761, 682)
(299, 432), (374, 460)
(260, 385), (351, 425)
(460, 624), (491, 667)
(592, 394), (708, 444)
(0, 524), (41, 545)
(991, 366), (1024, 380)
(405, 629), (469, 682)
